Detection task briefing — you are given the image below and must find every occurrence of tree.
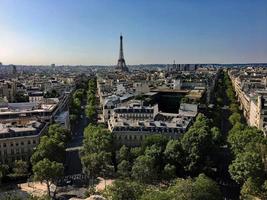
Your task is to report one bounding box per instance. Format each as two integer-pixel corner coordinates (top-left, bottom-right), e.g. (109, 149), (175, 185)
(241, 177), (263, 199)
(48, 123), (71, 143)
(145, 144), (164, 172)
(81, 151), (112, 178)
(228, 127), (263, 155)
(192, 173), (222, 200)
(80, 125), (114, 178)
(142, 134), (168, 150)
(31, 136), (65, 165)
(0, 164), (9, 184)
(181, 127), (211, 173)
(119, 145), (131, 162)
(229, 112), (241, 125)
(13, 160), (28, 177)
(140, 189), (172, 200)
(81, 125), (113, 154)
(85, 103), (96, 119)
(162, 164), (176, 180)
(229, 151), (264, 184)
(73, 89), (84, 100)
(73, 98), (81, 109)
(86, 78), (97, 122)
(168, 174), (222, 200)
(103, 180), (144, 200)
(0, 193), (23, 200)
(229, 103), (239, 113)
(168, 178), (194, 200)
(117, 160), (131, 178)
(130, 147), (143, 160)
(131, 155), (156, 183)
(33, 159), (63, 197)
(164, 140), (184, 174)
(181, 114), (219, 175)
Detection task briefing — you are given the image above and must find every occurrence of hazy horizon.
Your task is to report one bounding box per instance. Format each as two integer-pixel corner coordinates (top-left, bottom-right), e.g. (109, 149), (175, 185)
(1, 0), (267, 65)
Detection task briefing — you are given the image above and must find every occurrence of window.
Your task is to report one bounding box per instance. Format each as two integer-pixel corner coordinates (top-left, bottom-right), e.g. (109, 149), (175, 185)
(33, 140), (36, 144)
(3, 143), (6, 148)
(28, 140), (31, 145)
(16, 143), (19, 146)
(10, 142), (14, 147)
(16, 149), (19, 154)
(21, 141), (24, 146)
(11, 149), (14, 155)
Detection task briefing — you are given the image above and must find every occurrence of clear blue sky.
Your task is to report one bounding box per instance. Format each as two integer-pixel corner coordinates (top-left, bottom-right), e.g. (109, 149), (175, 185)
(0, 0), (266, 65)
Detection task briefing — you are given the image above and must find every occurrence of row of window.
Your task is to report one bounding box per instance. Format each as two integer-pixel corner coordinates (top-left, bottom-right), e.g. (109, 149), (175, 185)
(0, 147), (32, 156)
(113, 127), (182, 134)
(117, 113), (153, 118)
(116, 134), (145, 141)
(0, 155), (28, 164)
(0, 130), (40, 139)
(0, 139), (36, 148)
(0, 111), (52, 119)
(115, 109), (153, 114)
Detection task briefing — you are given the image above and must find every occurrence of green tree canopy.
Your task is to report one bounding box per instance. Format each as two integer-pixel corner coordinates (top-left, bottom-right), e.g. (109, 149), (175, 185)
(0, 164), (9, 184)
(229, 112), (241, 125)
(48, 123), (71, 143)
(181, 114), (220, 174)
(164, 140), (184, 168)
(81, 151), (112, 178)
(31, 136), (65, 165)
(162, 164), (176, 180)
(103, 180), (144, 200)
(33, 158), (63, 197)
(82, 125), (113, 154)
(142, 134), (168, 151)
(12, 160), (28, 177)
(131, 155), (156, 183)
(192, 173), (223, 200)
(229, 151), (265, 184)
(168, 174), (222, 200)
(117, 160), (132, 178)
(80, 125), (113, 178)
(227, 127), (263, 155)
(119, 145), (131, 162)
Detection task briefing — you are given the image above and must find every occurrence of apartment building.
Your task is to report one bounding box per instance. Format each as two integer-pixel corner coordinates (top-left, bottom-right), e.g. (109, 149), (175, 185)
(0, 80), (17, 102)
(229, 67), (267, 134)
(108, 102), (196, 146)
(0, 96), (69, 164)
(0, 120), (48, 164)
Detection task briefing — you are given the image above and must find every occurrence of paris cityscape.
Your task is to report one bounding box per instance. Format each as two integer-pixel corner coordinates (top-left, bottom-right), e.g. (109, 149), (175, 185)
(0, 1), (267, 200)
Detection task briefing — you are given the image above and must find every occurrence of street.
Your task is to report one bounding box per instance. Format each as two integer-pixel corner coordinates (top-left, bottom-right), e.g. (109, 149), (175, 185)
(65, 101), (89, 175)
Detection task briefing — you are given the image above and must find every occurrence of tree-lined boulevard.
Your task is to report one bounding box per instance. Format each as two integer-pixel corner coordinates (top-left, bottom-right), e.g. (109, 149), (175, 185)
(1, 71), (267, 200)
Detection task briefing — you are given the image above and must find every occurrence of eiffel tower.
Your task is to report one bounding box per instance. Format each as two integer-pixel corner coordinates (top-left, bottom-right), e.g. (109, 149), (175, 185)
(116, 35), (129, 72)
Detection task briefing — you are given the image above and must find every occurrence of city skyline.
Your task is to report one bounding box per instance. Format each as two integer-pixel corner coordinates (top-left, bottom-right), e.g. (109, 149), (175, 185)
(0, 0), (267, 65)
